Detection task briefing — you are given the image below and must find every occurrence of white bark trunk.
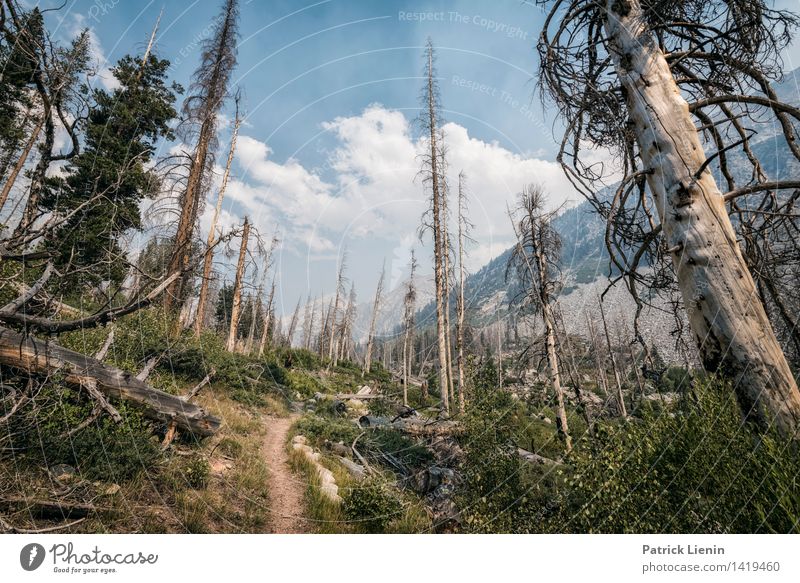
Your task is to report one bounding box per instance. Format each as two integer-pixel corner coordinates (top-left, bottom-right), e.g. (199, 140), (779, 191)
(226, 217), (250, 352)
(606, 0), (800, 434)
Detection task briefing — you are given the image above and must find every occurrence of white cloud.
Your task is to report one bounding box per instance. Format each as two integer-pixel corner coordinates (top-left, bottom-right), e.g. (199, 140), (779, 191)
(215, 104), (582, 273)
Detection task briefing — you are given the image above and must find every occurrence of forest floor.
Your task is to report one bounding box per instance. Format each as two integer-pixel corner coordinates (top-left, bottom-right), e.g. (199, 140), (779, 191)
(261, 414), (309, 534)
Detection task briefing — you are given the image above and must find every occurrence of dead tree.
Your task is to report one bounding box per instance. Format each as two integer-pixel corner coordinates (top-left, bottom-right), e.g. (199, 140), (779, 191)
(328, 252), (347, 365)
(302, 296), (316, 351)
(419, 39), (451, 415)
(455, 171), (473, 414)
(508, 184), (572, 452)
(336, 283), (357, 362)
(257, 277), (276, 357)
(195, 95), (241, 337)
(442, 179), (455, 408)
(363, 264), (385, 374)
(402, 250), (418, 407)
(598, 297), (627, 418)
(0, 328), (220, 436)
(165, 0), (239, 311)
(538, 0), (800, 435)
(286, 297), (302, 348)
(226, 216), (249, 352)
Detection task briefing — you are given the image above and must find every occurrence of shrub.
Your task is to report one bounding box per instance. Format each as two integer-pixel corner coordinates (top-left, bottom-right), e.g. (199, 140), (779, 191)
(457, 357), (539, 532)
(294, 414), (359, 446)
(13, 382), (160, 482)
(182, 455), (211, 489)
(343, 478), (403, 533)
(549, 378), (800, 533)
(285, 370), (323, 398)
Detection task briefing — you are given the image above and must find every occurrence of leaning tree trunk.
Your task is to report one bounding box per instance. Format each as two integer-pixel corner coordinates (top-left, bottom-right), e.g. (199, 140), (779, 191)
(605, 0), (800, 435)
(194, 115), (239, 337)
(0, 115), (44, 212)
(535, 243), (571, 452)
(165, 118), (213, 312)
(226, 217), (250, 352)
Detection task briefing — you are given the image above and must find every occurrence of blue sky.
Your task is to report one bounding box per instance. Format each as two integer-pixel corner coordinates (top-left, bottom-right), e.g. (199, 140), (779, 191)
(39, 0), (800, 322)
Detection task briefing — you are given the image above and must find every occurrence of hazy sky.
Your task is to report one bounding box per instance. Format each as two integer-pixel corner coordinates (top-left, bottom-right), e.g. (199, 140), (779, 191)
(35, 0), (800, 315)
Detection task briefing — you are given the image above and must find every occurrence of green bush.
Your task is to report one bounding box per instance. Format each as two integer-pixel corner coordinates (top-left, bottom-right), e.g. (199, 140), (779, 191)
(285, 370), (323, 398)
(458, 357), (539, 532)
(181, 455), (211, 489)
(294, 414), (359, 446)
(12, 382), (160, 482)
(549, 378), (800, 533)
(343, 478), (403, 533)
(280, 348), (321, 371)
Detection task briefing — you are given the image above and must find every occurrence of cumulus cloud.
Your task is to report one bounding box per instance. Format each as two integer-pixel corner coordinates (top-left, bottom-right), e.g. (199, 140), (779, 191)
(221, 103), (581, 274)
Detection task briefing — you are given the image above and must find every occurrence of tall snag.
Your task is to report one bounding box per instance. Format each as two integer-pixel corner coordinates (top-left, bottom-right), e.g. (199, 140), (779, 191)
(455, 171), (473, 414)
(402, 250), (418, 407)
(419, 39), (451, 415)
(508, 184), (571, 452)
(363, 264), (385, 375)
(226, 216), (249, 352)
(195, 95), (241, 336)
(165, 0), (239, 312)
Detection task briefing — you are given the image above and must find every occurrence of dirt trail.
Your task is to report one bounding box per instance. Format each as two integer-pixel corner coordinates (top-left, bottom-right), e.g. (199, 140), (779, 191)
(262, 414), (309, 534)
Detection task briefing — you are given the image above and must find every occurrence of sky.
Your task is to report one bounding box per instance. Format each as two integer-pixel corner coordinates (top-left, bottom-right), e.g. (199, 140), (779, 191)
(34, 0), (800, 317)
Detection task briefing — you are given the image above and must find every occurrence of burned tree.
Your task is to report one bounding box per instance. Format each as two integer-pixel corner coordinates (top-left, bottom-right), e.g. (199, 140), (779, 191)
(165, 0), (239, 311)
(195, 96), (241, 337)
(402, 250), (418, 407)
(418, 39), (452, 415)
(538, 0), (800, 435)
(455, 171), (473, 414)
(508, 184), (571, 452)
(226, 216), (250, 352)
(363, 264), (385, 374)
(327, 252), (347, 365)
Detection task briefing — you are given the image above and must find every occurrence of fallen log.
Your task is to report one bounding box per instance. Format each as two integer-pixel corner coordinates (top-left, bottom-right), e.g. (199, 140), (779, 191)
(517, 448), (564, 466)
(393, 417), (461, 437)
(335, 455), (365, 480)
(0, 327), (221, 437)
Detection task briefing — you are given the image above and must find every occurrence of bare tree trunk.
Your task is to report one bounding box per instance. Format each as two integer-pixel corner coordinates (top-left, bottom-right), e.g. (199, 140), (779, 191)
(165, 0), (238, 312)
(194, 107), (240, 337)
(244, 291), (260, 354)
(363, 265), (385, 374)
(442, 187), (455, 410)
(531, 239), (571, 451)
(456, 172), (468, 414)
(599, 297), (627, 418)
(328, 259), (346, 364)
(226, 217), (249, 352)
(424, 41), (451, 416)
(304, 296), (317, 351)
(586, 313), (609, 397)
(257, 279), (276, 357)
(0, 115), (44, 212)
(402, 251), (418, 407)
(286, 297), (302, 348)
(605, 0), (800, 434)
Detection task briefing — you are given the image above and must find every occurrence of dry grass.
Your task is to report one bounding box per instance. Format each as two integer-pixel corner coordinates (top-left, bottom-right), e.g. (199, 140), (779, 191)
(0, 389), (274, 534)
